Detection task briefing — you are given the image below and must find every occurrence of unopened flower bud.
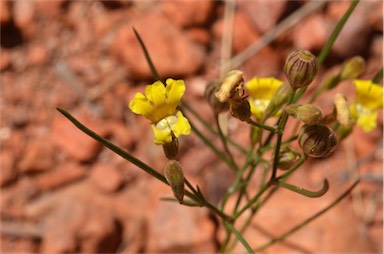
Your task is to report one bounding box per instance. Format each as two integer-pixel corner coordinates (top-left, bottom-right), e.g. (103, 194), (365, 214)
(285, 104), (323, 125)
(263, 83), (292, 121)
(205, 80), (230, 114)
(277, 146), (300, 170)
(284, 50), (318, 90)
(298, 124), (338, 158)
(164, 160), (185, 203)
(334, 93), (351, 125)
(230, 98), (251, 122)
(340, 56), (365, 80)
(162, 137), (179, 159)
(215, 70), (244, 102)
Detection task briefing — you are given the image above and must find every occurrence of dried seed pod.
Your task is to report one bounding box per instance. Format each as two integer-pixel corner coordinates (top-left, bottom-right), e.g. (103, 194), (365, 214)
(230, 98), (252, 122)
(298, 124), (338, 158)
(215, 70), (244, 102)
(204, 80), (230, 114)
(284, 50), (318, 90)
(164, 160), (185, 203)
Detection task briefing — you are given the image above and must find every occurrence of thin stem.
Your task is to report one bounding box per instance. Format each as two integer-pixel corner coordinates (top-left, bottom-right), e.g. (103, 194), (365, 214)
(132, 27), (162, 82)
(372, 68), (383, 83)
(234, 182), (270, 219)
(294, 0), (360, 103)
(277, 179), (329, 198)
(215, 113), (237, 168)
(247, 119), (277, 132)
(57, 108), (167, 184)
(254, 179), (360, 252)
(277, 154), (307, 181)
(269, 90), (295, 183)
(224, 221), (255, 254)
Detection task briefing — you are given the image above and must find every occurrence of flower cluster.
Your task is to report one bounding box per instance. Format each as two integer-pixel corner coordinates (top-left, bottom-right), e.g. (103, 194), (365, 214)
(129, 78), (191, 145)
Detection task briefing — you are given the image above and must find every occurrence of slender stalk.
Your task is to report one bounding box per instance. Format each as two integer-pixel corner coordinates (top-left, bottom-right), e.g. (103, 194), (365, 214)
(234, 182), (270, 219)
(294, 0), (360, 102)
(254, 179), (360, 252)
(247, 119), (276, 132)
(224, 221), (255, 254)
(57, 108), (167, 184)
(372, 68), (383, 83)
(215, 113), (237, 169)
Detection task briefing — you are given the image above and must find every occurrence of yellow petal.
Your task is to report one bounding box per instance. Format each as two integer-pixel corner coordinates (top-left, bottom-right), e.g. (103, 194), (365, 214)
(246, 77), (283, 100)
(129, 93), (155, 121)
(356, 111), (378, 132)
(166, 79), (186, 106)
(145, 81), (166, 107)
(151, 124), (173, 145)
(171, 111), (191, 137)
(353, 80), (383, 110)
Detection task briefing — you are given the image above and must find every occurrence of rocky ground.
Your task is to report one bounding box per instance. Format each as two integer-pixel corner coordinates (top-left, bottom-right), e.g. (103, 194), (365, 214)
(0, 1), (382, 253)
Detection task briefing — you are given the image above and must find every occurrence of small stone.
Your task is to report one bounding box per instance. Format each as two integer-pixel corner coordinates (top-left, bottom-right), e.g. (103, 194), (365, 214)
(27, 45), (49, 66)
(160, 1), (214, 27)
(0, 1), (11, 24)
(51, 115), (106, 162)
(35, 162), (87, 192)
(90, 163), (124, 193)
(18, 139), (55, 173)
(109, 10), (205, 79)
(0, 49), (11, 71)
(0, 151), (16, 187)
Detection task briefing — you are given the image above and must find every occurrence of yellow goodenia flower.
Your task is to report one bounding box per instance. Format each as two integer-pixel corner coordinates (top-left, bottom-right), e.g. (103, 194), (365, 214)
(350, 80), (383, 132)
(245, 77), (283, 120)
(129, 79), (191, 144)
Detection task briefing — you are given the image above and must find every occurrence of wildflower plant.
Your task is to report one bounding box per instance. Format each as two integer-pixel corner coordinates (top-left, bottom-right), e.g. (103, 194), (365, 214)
(57, 1), (382, 252)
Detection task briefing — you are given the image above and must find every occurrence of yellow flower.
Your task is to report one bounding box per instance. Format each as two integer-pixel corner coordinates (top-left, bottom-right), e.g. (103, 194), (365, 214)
(129, 79), (191, 144)
(350, 80), (383, 132)
(245, 77), (283, 120)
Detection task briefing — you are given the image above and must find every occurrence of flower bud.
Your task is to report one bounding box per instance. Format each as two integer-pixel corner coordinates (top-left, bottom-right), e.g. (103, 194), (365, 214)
(205, 80), (230, 114)
(340, 56), (365, 80)
(162, 137), (179, 159)
(284, 50), (318, 90)
(164, 160), (185, 203)
(230, 98), (251, 122)
(285, 104), (323, 125)
(215, 70), (244, 102)
(277, 146), (300, 170)
(298, 124), (338, 158)
(262, 83), (292, 121)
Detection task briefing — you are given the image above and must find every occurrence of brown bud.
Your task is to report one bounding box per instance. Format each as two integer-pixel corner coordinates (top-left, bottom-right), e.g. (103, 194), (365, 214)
(340, 56), (365, 80)
(285, 104), (323, 125)
(205, 80), (230, 114)
(277, 146), (300, 170)
(164, 160), (185, 203)
(284, 50), (318, 90)
(230, 98), (251, 122)
(215, 70), (244, 102)
(298, 124), (338, 158)
(162, 137), (179, 159)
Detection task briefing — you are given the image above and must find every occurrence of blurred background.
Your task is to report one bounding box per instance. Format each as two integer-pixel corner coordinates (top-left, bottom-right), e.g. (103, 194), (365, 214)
(0, 0), (382, 253)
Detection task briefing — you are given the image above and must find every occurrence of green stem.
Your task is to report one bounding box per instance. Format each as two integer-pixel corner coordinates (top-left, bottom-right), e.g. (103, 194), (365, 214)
(234, 182), (270, 219)
(215, 113), (237, 168)
(254, 179), (360, 252)
(224, 221), (255, 254)
(247, 119), (276, 132)
(57, 108), (167, 184)
(294, 0), (360, 102)
(269, 90), (296, 183)
(132, 27), (162, 82)
(277, 179), (329, 198)
(277, 154), (307, 181)
(372, 68), (383, 83)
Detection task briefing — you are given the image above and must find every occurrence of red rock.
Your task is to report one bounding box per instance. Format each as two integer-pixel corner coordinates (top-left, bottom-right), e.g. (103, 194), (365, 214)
(34, 1), (65, 18)
(51, 114), (106, 162)
(185, 27), (210, 46)
(18, 139), (55, 173)
(160, 1), (214, 27)
(35, 162), (87, 192)
(293, 14), (329, 51)
(0, 151), (16, 187)
(110, 10), (205, 79)
(13, 0), (36, 38)
(27, 45), (49, 66)
(145, 180), (216, 253)
(238, 1), (287, 33)
(41, 191), (121, 253)
(0, 1), (11, 24)
(213, 10), (261, 53)
(89, 163), (124, 193)
(241, 46), (281, 77)
(104, 120), (135, 150)
(0, 49), (11, 71)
